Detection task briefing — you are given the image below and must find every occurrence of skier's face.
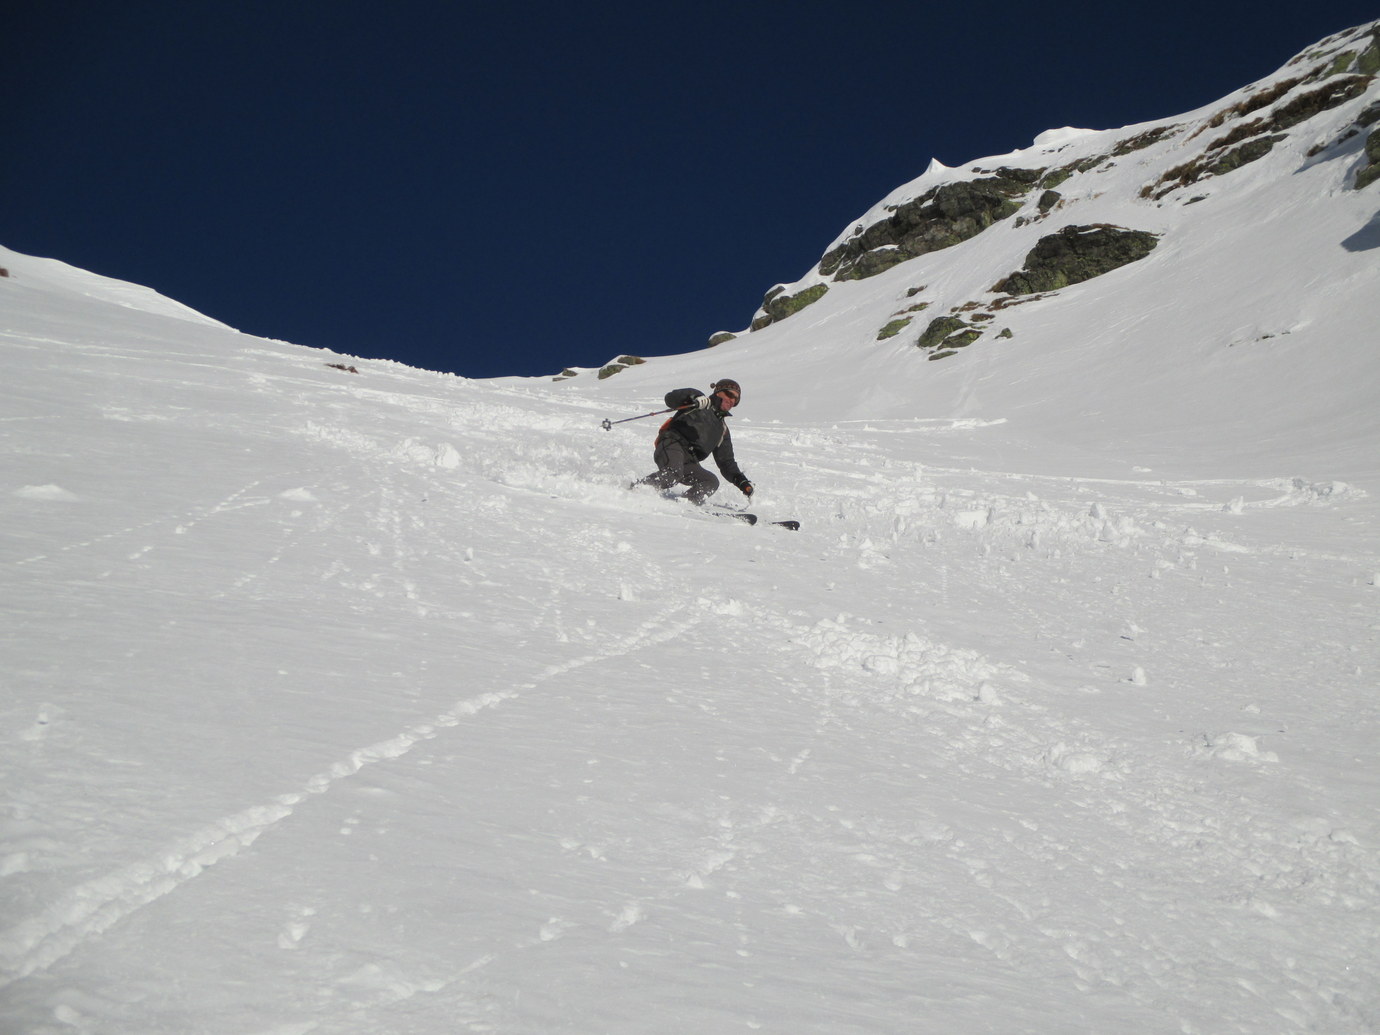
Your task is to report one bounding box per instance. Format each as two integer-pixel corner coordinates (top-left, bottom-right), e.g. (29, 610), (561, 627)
(714, 390), (738, 411)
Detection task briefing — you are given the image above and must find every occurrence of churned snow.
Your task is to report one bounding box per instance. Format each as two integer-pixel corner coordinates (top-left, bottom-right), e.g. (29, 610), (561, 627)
(3, 23), (1380, 1035)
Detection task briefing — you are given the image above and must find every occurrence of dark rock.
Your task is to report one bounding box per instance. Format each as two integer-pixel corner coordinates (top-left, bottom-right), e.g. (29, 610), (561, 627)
(1112, 125), (1177, 155)
(1358, 29), (1380, 75)
(876, 317), (913, 341)
(1357, 129), (1380, 189)
(915, 317), (982, 352)
(1039, 166), (1075, 191)
(1271, 75), (1371, 132)
(820, 173), (1037, 281)
(707, 332), (738, 347)
(751, 283), (829, 331)
(994, 224), (1160, 295)
(916, 316), (968, 349)
(596, 356), (644, 380)
(1205, 134), (1287, 176)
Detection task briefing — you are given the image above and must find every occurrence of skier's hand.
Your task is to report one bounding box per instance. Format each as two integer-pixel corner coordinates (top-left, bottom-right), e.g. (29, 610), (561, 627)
(686, 394), (712, 410)
(741, 483), (754, 498)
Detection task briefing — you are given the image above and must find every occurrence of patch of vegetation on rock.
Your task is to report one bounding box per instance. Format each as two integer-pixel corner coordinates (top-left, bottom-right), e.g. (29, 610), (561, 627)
(1112, 125), (1178, 155)
(1038, 166), (1075, 191)
(751, 283), (829, 330)
(876, 317), (913, 341)
(1359, 30), (1380, 75)
(1194, 77), (1306, 136)
(1324, 51), (1359, 76)
(1356, 129), (1380, 189)
(988, 293), (1049, 310)
(915, 316), (983, 354)
(1273, 75), (1374, 131)
(1149, 132), (1286, 197)
(1312, 28), (1380, 77)
(819, 171), (1041, 281)
(1143, 76), (1369, 200)
(707, 331), (738, 347)
(993, 224), (1160, 295)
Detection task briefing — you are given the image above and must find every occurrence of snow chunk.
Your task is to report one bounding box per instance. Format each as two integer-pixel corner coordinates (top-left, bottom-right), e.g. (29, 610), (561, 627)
(14, 484), (80, 501)
(435, 442), (461, 469)
(1198, 732), (1279, 763)
(953, 509), (991, 530)
(1044, 742), (1107, 775)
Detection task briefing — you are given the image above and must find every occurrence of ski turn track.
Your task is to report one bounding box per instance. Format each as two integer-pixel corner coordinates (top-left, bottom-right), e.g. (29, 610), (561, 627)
(0, 602), (706, 989)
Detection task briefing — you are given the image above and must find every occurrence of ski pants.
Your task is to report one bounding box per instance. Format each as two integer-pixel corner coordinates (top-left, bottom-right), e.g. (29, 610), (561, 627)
(640, 437), (719, 504)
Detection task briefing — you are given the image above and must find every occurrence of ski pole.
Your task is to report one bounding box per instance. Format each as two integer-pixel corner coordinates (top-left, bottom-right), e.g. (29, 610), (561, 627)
(600, 406), (677, 431)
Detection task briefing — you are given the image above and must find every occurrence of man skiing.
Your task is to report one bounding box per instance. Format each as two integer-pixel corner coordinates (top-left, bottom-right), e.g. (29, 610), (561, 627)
(633, 379), (753, 505)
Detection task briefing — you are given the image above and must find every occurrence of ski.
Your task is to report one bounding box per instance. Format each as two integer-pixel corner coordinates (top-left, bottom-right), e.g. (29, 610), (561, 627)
(716, 512), (801, 530)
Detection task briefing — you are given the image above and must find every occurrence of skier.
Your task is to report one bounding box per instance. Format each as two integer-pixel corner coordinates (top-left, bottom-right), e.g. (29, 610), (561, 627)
(632, 379), (753, 505)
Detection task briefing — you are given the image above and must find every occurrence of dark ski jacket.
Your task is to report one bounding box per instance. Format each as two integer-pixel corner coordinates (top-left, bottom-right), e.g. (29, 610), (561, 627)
(658, 388), (750, 491)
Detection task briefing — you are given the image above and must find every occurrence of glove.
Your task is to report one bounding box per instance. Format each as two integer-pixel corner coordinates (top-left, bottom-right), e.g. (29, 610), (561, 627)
(741, 483), (754, 498)
(689, 394), (712, 409)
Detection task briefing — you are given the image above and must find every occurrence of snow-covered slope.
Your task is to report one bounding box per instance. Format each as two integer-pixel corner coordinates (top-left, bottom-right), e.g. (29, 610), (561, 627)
(3, 22), (1379, 1035)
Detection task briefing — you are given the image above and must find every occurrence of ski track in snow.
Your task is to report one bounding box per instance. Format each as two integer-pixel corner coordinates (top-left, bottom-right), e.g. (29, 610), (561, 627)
(0, 592), (708, 989)
(6, 387), (1377, 1032)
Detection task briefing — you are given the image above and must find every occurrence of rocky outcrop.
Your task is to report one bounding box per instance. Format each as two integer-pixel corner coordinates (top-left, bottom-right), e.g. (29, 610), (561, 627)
(1361, 29), (1380, 74)
(1357, 128), (1380, 188)
(751, 283), (829, 331)
(916, 316), (981, 353)
(994, 225), (1159, 295)
(876, 317), (914, 340)
(596, 355), (646, 379)
(818, 169), (1043, 282)
(1147, 75), (1373, 198)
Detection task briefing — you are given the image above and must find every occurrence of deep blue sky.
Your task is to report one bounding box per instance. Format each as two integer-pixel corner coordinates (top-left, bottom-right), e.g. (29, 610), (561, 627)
(4, 3), (1376, 378)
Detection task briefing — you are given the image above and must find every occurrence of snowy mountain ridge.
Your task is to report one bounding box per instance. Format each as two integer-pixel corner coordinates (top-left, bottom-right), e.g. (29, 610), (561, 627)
(752, 18), (1378, 305)
(3, 18), (1379, 1035)
(550, 20), (1380, 482)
